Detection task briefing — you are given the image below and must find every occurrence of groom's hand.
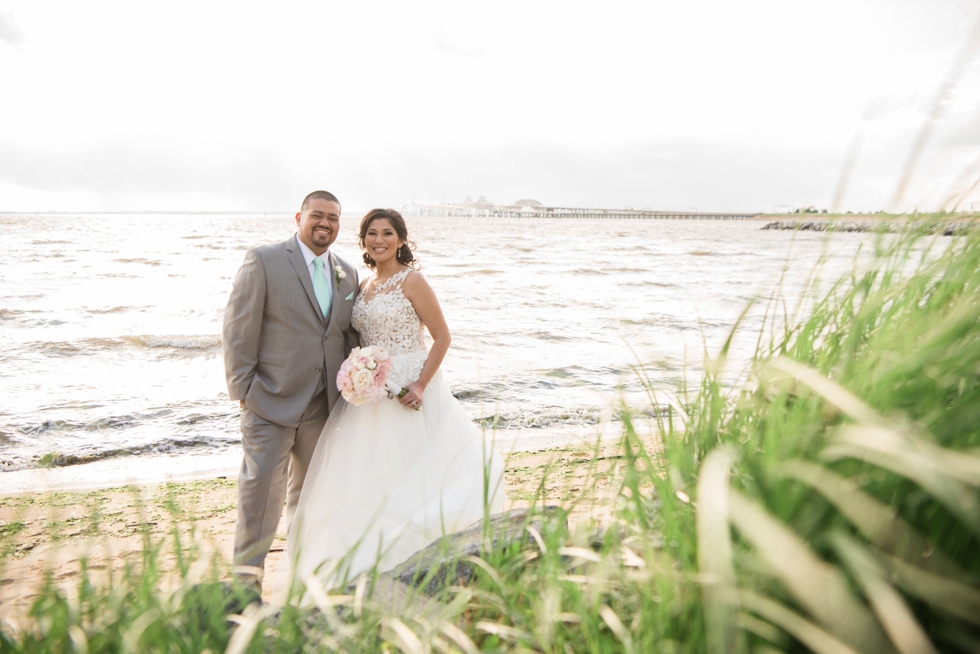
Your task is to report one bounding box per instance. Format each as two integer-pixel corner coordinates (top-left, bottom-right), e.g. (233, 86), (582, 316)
(399, 381), (425, 410)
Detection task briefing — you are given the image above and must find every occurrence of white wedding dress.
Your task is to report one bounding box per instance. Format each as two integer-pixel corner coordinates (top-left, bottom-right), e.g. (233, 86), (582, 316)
(284, 269), (505, 593)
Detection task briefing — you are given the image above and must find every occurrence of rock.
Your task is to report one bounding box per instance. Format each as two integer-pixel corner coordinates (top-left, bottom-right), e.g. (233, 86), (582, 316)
(761, 220), (972, 235)
(384, 506), (564, 595)
(361, 576), (448, 620)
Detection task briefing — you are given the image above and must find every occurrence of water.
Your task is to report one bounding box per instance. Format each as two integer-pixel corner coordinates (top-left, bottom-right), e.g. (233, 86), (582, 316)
(0, 213), (871, 491)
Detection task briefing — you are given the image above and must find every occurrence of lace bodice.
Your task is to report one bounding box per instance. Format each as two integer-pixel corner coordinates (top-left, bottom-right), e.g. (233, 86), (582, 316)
(351, 269), (428, 386)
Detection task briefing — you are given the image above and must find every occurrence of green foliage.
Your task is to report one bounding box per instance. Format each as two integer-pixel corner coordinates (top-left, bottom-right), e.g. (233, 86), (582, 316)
(658, 226), (980, 652)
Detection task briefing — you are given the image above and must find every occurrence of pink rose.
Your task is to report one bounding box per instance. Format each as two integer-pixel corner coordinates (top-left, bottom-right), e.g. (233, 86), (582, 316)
(353, 368), (373, 391)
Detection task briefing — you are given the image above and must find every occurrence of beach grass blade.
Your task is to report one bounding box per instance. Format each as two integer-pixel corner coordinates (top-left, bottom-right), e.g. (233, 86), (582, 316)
(739, 591), (864, 654)
(768, 357), (884, 426)
(830, 531), (939, 654)
(727, 490), (892, 653)
(771, 459), (966, 577)
(879, 554), (980, 627)
(696, 445), (741, 654)
(823, 426), (980, 533)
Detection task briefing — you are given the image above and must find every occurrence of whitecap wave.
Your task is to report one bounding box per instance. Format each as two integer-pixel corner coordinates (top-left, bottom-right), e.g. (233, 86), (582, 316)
(123, 334), (222, 349)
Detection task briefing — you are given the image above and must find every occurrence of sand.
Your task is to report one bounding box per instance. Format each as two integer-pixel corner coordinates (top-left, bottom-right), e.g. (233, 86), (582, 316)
(0, 439), (644, 624)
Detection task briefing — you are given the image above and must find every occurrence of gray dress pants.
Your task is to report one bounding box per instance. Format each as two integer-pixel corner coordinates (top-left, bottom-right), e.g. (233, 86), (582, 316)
(233, 388), (330, 573)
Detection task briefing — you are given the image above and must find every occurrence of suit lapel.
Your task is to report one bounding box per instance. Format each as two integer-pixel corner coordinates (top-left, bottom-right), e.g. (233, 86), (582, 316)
(286, 238), (326, 325)
(326, 251), (343, 328)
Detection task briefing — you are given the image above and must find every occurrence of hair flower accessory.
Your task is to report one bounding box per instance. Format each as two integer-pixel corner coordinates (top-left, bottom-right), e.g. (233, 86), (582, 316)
(335, 265), (346, 283)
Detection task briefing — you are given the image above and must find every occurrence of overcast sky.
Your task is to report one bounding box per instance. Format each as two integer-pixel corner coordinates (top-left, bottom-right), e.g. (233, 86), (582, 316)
(3, 0), (980, 213)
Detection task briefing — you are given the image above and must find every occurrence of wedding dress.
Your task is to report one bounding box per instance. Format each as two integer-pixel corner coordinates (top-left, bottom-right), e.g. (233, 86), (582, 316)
(284, 269), (505, 592)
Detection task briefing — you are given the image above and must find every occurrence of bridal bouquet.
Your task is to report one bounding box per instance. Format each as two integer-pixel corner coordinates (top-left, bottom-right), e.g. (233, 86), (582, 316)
(336, 346), (393, 405)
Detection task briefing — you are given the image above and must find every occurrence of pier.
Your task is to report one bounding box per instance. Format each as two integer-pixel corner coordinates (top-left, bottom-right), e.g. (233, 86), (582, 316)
(402, 198), (755, 221)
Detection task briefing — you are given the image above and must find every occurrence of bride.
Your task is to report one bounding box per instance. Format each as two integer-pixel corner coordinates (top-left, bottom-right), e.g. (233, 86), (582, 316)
(284, 208), (505, 593)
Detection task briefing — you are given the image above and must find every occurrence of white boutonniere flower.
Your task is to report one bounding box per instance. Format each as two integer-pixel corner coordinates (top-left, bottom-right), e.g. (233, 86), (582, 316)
(334, 266), (346, 283)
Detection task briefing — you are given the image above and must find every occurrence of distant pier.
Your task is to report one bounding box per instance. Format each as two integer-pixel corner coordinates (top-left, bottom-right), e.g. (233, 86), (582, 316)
(403, 198), (756, 221)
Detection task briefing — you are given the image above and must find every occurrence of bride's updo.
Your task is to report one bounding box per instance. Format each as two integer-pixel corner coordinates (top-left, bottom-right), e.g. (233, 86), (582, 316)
(358, 208), (419, 270)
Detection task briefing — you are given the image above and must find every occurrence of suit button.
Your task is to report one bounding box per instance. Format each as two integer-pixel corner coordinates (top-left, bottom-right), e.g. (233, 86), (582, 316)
(323, 335), (328, 341)
(316, 366), (322, 372)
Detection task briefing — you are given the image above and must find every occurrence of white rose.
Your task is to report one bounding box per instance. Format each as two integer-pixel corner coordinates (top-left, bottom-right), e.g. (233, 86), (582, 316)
(352, 368), (373, 391)
(335, 265), (347, 280)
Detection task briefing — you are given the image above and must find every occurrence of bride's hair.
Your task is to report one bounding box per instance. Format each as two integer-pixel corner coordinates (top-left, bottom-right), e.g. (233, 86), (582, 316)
(358, 208), (420, 270)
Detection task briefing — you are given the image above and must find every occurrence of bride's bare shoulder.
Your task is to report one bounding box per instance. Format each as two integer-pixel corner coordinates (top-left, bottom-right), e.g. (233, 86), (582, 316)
(401, 269), (436, 299)
(402, 268), (428, 286)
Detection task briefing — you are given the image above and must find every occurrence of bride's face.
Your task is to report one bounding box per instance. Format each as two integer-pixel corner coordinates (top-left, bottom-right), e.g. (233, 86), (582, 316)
(364, 218), (404, 265)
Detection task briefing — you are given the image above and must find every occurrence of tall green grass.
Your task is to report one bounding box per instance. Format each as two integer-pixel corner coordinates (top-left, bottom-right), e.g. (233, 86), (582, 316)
(2, 226), (978, 653)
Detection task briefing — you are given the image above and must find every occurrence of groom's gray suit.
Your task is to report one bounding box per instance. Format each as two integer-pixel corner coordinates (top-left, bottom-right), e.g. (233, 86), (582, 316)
(223, 235), (359, 572)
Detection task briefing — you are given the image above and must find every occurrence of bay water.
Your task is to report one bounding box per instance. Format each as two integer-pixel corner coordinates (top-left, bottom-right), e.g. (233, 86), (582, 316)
(0, 213), (871, 492)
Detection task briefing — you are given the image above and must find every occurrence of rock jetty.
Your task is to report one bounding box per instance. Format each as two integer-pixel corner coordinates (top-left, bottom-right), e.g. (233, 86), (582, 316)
(761, 220), (971, 235)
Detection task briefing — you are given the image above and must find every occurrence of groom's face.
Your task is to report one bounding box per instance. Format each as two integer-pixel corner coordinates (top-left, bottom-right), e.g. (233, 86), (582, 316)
(296, 199), (341, 255)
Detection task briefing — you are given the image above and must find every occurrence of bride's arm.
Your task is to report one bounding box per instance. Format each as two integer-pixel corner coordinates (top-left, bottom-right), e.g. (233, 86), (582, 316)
(400, 271), (450, 405)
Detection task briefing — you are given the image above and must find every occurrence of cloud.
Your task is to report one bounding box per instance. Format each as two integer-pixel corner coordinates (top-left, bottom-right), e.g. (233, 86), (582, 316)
(332, 140), (845, 213)
(0, 141), (300, 209)
(0, 11), (25, 46)
(0, 138), (895, 213)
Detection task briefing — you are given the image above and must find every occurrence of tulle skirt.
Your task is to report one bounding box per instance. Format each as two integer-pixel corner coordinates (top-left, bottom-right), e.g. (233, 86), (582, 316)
(282, 369), (505, 594)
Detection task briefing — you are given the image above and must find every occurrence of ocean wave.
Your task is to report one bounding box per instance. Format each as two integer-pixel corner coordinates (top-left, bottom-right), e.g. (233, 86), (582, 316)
(475, 406), (605, 429)
(113, 258), (163, 266)
(0, 308), (28, 321)
(451, 365), (639, 403)
(21, 340), (91, 357)
(20, 334), (221, 357)
(606, 267), (656, 274)
(15, 415), (137, 435)
(85, 305), (148, 315)
(527, 330), (576, 342)
(0, 435), (240, 471)
(620, 280), (678, 288)
(473, 405), (665, 430)
(122, 334), (221, 349)
(620, 316), (696, 330)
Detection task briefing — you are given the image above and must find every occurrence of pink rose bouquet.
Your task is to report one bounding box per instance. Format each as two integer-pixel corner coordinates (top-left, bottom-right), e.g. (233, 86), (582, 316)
(336, 346), (393, 405)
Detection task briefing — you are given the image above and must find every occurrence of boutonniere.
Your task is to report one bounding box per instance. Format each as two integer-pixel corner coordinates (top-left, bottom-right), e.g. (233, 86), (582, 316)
(334, 266), (346, 284)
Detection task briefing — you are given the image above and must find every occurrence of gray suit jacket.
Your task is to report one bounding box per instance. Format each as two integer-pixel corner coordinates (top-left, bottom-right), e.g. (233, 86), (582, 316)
(222, 236), (360, 427)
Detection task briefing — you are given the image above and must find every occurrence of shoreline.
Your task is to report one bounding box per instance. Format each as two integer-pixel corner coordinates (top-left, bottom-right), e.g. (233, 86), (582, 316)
(0, 422), (622, 497)
(0, 429), (649, 620)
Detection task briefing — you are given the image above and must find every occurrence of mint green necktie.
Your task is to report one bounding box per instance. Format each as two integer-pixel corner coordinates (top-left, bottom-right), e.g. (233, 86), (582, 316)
(312, 256), (332, 318)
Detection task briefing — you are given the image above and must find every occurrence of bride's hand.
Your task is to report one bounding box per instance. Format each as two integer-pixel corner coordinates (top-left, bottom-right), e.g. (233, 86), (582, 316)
(399, 381), (425, 410)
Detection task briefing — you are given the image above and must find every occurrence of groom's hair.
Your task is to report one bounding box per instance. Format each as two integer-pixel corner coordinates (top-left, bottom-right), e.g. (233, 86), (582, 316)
(301, 190), (340, 212)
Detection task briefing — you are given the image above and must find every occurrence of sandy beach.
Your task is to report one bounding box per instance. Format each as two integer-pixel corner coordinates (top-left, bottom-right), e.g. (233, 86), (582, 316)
(0, 438), (640, 623)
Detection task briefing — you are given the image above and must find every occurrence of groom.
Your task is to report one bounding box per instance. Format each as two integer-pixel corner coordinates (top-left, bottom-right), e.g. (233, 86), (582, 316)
(222, 190), (360, 586)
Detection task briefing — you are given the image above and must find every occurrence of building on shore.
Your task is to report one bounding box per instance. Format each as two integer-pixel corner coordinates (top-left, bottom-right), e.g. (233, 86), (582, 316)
(401, 197), (756, 220)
